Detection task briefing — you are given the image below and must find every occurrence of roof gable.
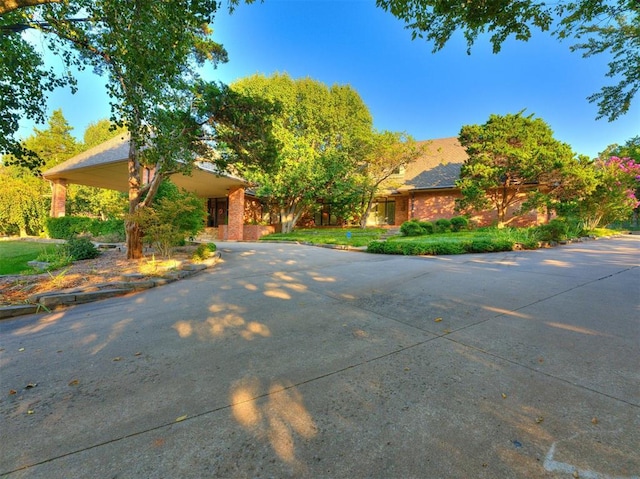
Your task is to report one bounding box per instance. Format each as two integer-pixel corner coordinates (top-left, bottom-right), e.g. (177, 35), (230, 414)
(43, 133), (130, 178)
(399, 137), (468, 191)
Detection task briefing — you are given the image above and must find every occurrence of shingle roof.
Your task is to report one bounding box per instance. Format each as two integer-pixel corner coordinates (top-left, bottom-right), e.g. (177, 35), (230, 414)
(399, 137), (468, 191)
(43, 133), (130, 177)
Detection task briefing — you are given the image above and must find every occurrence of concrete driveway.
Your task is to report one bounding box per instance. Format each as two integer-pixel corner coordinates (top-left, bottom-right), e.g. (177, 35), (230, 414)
(1, 237), (638, 478)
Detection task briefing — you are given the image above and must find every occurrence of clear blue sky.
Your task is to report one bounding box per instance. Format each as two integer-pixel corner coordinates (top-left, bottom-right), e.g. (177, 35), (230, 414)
(25, 0), (639, 158)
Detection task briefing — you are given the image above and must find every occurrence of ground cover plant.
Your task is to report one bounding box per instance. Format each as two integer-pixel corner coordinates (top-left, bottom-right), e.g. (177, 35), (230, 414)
(260, 227), (385, 247)
(0, 241), (59, 275)
(367, 228), (540, 255)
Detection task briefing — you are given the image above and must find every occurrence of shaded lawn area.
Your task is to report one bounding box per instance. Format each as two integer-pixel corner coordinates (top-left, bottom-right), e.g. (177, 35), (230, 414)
(0, 241), (58, 275)
(260, 227), (386, 247)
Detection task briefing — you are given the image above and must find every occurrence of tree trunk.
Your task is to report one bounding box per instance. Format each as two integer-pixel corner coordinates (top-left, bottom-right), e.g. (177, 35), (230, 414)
(360, 191), (376, 229)
(126, 219), (143, 259)
(126, 139), (144, 260)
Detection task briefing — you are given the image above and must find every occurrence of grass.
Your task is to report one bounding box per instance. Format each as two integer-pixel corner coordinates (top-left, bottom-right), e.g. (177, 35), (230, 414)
(259, 227), (386, 247)
(388, 228), (539, 245)
(0, 241), (59, 275)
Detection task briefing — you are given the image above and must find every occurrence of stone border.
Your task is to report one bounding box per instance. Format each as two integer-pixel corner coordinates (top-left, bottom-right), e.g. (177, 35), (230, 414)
(0, 252), (221, 320)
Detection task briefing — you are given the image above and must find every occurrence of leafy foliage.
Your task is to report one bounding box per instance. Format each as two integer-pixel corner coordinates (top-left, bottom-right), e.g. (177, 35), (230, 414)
(0, 166), (49, 236)
(232, 73), (374, 233)
(456, 111), (577, 226)
(132, 181), (206, 257)
(192, 242), (217, 261)
(356, 131), (425, 228)
(400, 220), (427, 236)
(569, 156), (640, 228)
(434, 218), (452, 233)
(375, 0), (639, 121)
(62, 236), (101, 260)
(2, 0), (278, 259)
(534, 219), (570, 242)
(0, 11), (71, 167)
(450, 215), (469, 232)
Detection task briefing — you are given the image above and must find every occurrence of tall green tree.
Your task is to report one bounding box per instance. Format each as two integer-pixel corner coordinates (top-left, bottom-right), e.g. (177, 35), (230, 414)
(0, 110), (78, 235)
(0, 10), (71, 167)
(2, 1), (277, 259)
(568, 156), (640, 228)
(356, 131), (425, 228)
(455, 111), (577, 226)
(0, 166), (49, 236)
(21, 108), (79, 171)
(376, 0), (639, 121)
(82, 119), (128, 149)
(231, 73), (373, 233)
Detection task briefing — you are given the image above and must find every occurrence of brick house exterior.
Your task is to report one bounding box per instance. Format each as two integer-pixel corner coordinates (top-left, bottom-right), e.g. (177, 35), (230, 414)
(42, 134), (257, 241)
(43, 135), (548, 242)
(367, 137), (548, 228)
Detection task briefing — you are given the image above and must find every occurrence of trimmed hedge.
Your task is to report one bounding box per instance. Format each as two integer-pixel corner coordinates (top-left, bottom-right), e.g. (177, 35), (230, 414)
(367, 238), (515, 255)
(450, 216), (469, 232)
(45, 217), (125, 241)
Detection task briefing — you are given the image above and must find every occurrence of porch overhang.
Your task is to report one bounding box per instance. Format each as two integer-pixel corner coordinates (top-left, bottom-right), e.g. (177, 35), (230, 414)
(41, 134), (247, 198)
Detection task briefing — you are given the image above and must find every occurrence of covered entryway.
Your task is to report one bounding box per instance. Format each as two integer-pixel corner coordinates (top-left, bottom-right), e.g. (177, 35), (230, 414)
(42, 134), (250, 241)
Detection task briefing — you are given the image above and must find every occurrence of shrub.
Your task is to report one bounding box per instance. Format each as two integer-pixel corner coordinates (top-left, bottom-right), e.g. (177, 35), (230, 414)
(63, 237), (101, 261)
(133, 181), (206, 257)
(536, 219), (569, 242)
(434, 218), (452, 233)
(450, 216), (469, 232)
(417, 221), (434, 234)
(400, 220), (426, 237)
(88, 219), (125, 241)
(45, 216), (93, 239)
(192, 243), (216, 261)
(45, 217), (125, 241)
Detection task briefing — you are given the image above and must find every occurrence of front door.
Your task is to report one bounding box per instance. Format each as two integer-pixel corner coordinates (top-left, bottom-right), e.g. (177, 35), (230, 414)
(208, 198), (228, 227)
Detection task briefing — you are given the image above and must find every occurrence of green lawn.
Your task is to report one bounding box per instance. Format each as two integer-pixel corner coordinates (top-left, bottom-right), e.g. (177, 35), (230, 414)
(0, 241), (59, 275)
(259, 227), (386, 247)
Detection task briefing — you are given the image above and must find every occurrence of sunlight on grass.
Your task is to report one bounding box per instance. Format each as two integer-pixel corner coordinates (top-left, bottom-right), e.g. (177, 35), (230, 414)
(0, 241), (59, 275)
(260, 228), (385, 247)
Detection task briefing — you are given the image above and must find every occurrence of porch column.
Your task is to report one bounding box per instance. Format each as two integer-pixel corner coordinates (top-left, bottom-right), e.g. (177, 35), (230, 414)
(50, 179), (67, 218)
(227, 186), (245, 241)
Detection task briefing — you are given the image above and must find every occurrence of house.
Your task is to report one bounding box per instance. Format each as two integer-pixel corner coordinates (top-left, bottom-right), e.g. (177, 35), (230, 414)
(42, 135), (546, 241)
(366, 137), (547, 228)
(42, 134), (275, 241)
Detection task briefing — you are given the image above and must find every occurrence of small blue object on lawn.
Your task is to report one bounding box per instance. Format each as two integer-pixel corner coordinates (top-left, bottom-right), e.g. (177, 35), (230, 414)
(346, 231), (352, 240)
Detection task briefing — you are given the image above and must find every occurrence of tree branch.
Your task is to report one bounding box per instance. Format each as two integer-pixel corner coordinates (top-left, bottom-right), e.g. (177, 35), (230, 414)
(0, 0), (60, 16)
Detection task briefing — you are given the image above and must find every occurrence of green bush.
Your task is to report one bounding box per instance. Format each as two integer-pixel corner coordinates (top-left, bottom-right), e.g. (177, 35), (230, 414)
(45, 216), (93, 239)
(63, 237), (101, 261)
(368, 236), (517, 256)
(45, 217), (125, 241)
(88, 219), (125, 241)
(400, 220), (426, 237)
(192, 243), (217, 261)
(417, 221), (434, 234)
(434, 218), (452, 233)
(450, 216), (469, 232)
(536, 219), (569, 242)
(134, 181), (206, 257)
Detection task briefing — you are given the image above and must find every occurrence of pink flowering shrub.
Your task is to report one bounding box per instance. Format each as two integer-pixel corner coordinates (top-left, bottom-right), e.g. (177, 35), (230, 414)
(577, 156), (640, 228)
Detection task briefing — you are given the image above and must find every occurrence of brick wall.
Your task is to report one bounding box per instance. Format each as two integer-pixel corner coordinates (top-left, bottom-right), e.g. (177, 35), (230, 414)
(50, 179), (67, 218)
(395, 197), (409, 225)
(226, 186), (245, 241)
(409, 190), (545, 227)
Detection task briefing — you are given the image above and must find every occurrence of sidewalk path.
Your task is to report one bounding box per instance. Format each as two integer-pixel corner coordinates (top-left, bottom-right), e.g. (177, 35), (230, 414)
(1, 237), (638, 478)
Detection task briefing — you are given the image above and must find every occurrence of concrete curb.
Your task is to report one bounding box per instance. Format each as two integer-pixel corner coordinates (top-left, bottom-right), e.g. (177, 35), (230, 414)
(0, 251), (222, 320)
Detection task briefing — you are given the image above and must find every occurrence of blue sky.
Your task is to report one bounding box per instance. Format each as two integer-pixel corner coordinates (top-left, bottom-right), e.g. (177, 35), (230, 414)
(26, 0), (638, 158)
